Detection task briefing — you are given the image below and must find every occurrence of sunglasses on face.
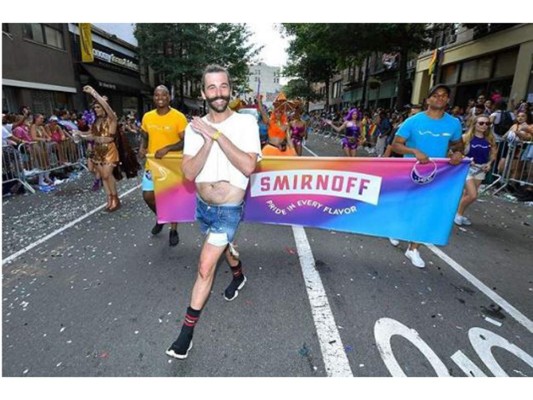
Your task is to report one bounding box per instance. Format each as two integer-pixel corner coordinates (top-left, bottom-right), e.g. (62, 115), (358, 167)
(477, 121), (490, 126)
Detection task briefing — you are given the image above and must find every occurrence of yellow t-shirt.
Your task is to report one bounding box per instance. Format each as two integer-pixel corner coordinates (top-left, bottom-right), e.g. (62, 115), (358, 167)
(141, 107), (188, 168)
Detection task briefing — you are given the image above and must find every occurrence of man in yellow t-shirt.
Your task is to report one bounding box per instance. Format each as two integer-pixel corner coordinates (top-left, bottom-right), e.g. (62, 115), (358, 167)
(139, 85), (188, 246)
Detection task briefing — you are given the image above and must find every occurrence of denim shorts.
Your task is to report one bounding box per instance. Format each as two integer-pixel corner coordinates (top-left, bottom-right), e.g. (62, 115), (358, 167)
(141, 170), (154, 191)
(195, 196), (244, 247)
(467, 165), (486, 181)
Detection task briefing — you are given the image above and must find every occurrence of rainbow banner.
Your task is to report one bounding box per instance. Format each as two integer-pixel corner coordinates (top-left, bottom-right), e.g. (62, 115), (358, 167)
(148, 155), (470, 245)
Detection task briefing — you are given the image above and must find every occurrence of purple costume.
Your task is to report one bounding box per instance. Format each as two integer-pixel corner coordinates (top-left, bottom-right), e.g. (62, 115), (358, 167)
(341, 121), (360, 150)
(291, 124), (306, 147)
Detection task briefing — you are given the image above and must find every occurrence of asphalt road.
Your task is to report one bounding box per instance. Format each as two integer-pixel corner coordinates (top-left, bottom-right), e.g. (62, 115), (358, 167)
(2, 130), (532, 389)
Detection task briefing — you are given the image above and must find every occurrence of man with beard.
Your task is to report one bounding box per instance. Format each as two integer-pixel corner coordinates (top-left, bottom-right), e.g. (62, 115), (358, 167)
(139, 85), (188, 246)
(391, 84), (463, 269)
(166, 64), (261, 359)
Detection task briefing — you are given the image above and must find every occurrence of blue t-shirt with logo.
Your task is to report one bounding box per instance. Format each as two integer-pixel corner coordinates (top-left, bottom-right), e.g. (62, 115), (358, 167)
(397, 112), (462, 158)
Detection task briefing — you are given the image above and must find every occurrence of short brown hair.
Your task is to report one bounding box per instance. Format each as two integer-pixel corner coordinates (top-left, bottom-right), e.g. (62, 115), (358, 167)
(201, 64), (232, 91)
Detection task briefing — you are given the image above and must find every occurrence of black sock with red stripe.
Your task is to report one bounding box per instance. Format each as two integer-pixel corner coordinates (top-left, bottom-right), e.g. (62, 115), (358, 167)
(173, 306), (201, 353)
(229, 261), (243, 280)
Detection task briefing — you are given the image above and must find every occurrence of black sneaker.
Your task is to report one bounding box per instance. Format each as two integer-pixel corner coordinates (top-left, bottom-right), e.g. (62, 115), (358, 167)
(166, 335), (193, 360)
(224, 275), (247, 301)
(169, 229), (179, 246)
(151, 223), (164, 235)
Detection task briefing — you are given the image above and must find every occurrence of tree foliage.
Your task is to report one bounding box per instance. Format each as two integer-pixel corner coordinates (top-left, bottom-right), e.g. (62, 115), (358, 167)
(282, 23), (434, 109)
(284, 78), (322, 102)
(282, 24), (339, 108)
(134, 23), (261, 101)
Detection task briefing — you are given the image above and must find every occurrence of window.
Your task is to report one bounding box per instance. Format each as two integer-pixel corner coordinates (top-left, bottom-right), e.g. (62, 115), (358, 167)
(332, 81), (342, 98)
(441, 64), (459, 85)
(347, 64), (357, 82)
(460, 57), (492, 82)
(31, 90), (55, 115)
(23, 23), (64, 49)
(494, 50), (517, 78)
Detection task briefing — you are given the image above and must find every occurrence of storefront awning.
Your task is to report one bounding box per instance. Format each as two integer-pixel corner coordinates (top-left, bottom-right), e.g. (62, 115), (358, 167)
(80, 64), (147, 93)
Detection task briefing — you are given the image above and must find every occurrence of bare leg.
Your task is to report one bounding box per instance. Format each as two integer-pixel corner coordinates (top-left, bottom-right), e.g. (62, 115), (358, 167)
(190, 241), (227, 310)
(457, 179), (479, 216)
(408, 242), (420, 251)
(143, 190), (157, 214)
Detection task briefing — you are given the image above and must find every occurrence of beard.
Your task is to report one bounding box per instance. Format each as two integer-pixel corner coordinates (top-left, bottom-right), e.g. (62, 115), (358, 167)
(205, 95), (230, 113)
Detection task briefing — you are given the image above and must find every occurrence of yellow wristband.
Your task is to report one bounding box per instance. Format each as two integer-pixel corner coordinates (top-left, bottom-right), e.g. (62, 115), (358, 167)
(212, 131), (221, 141)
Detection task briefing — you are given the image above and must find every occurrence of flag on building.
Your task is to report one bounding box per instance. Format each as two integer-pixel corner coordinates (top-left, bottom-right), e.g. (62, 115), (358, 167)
(79, 23), (94, 63)
(428, 48), (441, 76)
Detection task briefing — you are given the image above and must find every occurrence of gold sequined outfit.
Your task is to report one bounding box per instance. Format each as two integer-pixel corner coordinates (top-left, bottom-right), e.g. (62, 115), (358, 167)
(90, 118), (119, 165)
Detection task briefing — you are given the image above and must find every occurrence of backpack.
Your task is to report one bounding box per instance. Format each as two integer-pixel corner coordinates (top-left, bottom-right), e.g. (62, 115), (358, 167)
(494, 111), (513, 136)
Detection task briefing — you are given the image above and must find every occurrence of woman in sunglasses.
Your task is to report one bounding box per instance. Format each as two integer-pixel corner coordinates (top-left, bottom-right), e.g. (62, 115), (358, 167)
(455, 115), (497, 226)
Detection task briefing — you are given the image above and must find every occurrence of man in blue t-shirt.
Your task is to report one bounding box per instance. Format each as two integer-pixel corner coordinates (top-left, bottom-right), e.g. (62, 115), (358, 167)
(391, 83), (464, 269)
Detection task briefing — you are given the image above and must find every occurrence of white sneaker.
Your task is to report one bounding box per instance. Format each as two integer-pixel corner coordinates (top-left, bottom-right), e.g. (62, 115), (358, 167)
(461, 216), (472, 226)
(389, 238), (400, 246)
(454, 214), (463, 226)
(405, 249), (425, 268)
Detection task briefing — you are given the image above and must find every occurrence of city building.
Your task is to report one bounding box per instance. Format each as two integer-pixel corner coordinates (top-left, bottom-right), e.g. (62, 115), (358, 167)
(319, 24), (532, 114)
(2, 23), (150, 117)
(322, 51), (417, 113)
(69, 23), (149, 117)
(413, 23), (533, 109)
(246, 62), (282, 108)
(2, 23), (77, 114)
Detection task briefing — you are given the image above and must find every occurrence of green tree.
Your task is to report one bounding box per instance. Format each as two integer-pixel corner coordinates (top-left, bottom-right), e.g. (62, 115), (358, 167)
(205, 23), (261, 94)
(284, 78), (322, 103)
(282, 23), (434, 109)
(357, 24), (432, 109)
(282, 24), (339, 110)
(134, 23), (260, 107)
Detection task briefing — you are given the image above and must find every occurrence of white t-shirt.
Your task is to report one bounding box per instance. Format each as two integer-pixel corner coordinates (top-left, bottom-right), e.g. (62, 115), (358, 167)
(183, 112), (262, 190)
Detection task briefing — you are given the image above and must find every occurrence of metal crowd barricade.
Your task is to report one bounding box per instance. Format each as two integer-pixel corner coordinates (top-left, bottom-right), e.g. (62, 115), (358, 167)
(2, 144), (32, 193)
(482, 140), (532, 195)
(508, 140), (532, 190)
(2, 137), (89, 194)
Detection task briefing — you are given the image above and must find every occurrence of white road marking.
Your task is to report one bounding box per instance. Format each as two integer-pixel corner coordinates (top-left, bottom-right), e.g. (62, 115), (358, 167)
(451, 350), (488, 377)
(374, 317), (450, 377)
(468, 327), (533, 376)
(302, 144), (319, 157)
(292, 225), (353, 377)
(426, 244), (533, 334)
(2, 185), (140, 265)
(484, 316), (503, 327)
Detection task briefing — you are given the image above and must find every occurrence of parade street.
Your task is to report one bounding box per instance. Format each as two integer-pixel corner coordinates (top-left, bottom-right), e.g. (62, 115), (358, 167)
(2, 131), (532, 379)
